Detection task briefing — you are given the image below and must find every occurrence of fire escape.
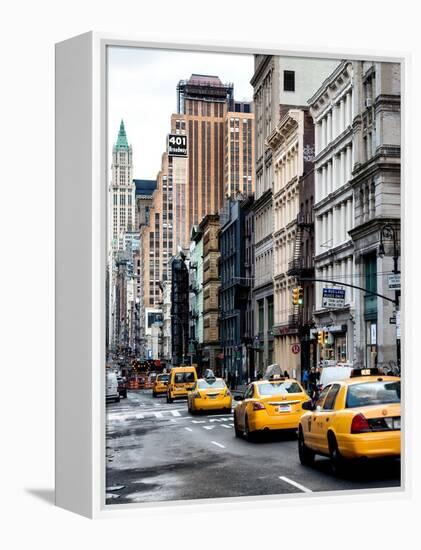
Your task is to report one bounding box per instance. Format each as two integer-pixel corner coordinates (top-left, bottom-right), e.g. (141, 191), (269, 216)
(287, 212), (315, 328)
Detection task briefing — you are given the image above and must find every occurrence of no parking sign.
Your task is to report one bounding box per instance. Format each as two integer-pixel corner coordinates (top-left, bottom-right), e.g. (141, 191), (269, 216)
(291, 343), (301, 354)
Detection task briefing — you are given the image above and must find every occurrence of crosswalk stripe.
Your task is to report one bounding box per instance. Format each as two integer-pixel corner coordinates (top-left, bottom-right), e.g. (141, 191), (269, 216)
(221, 424), (231, 429)
(171, 410), (181, 417)
(155, 412), (163, 418)
(203, 426), (214, 430)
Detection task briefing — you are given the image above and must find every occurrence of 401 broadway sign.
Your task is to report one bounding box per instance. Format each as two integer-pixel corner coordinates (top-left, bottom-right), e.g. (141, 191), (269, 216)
(167, 134), (188, 157)
(322, 288), (345, 308)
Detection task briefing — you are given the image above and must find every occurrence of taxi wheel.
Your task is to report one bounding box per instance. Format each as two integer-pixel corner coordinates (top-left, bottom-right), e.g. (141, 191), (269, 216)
(298, 428), (315, 466)
(328, 434), (346, 476)
(244, 416), (255, 442)
(234, 416), (241, 438)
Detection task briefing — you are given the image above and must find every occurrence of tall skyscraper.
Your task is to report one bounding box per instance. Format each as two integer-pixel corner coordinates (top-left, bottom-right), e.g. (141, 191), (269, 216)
(108, 120), (136, 350)
(108, 120), (136, 251)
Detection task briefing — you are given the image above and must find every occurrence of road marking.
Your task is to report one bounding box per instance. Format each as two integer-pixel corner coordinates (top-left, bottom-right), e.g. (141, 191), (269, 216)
(209, 418), (224, 423)
(221, 424), (231, 429)
(154, 412), (163, 418)
(211, 441), (225, 448)
(135, 414), (144, 419)
(191, 420), (205, 424)
(279, 476), (312, 493)
(185, 427), (193, 432)
(170, 419), (177, 423)
(171, 410), (181, 417)
(229, 423), (234, 427)
(203, 426), (215, 430)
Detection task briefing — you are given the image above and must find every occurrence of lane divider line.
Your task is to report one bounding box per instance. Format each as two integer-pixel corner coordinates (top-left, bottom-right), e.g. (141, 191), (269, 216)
(211, 441), (225, 448)
(279, 476), (312, 493)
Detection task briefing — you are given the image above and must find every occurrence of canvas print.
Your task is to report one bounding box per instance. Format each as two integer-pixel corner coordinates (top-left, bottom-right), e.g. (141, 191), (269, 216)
(105, 47), (402, 505)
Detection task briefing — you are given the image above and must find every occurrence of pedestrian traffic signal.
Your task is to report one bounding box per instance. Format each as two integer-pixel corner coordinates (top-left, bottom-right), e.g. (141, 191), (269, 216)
(317, 330), (324, 346)
(298, 286), (304, 306)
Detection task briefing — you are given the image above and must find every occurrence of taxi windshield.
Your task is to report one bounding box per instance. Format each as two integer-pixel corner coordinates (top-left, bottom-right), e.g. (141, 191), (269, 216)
(258, 381), (302, 395)
(157, 375), (169, 382)
(197, 379), (226, 390)
(346, 381), (400, 408)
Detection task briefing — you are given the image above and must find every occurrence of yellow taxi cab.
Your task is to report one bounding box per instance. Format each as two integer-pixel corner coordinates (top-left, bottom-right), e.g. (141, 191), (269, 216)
(152, 373), (169, 397)
(233, 375), (309, 440)
(166, 365), (197, 403)
(298, 368), (401, 475)
(187, 376), (232, 414)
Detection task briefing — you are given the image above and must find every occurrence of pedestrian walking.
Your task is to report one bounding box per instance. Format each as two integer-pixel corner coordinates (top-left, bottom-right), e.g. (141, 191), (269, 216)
(302, 369), (309, 390)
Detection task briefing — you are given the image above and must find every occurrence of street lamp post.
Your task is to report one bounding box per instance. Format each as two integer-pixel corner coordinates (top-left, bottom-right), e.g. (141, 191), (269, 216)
(378, 223), (400, 371)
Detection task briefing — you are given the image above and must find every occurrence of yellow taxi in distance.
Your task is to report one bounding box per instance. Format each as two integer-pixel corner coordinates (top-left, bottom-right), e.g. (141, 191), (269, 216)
(298, 369), (401, 475)
(167, 366), (197, 403)
(187, 377), (232, 414)
(233, 376), (309, 440)
(152, 373), (169, 397)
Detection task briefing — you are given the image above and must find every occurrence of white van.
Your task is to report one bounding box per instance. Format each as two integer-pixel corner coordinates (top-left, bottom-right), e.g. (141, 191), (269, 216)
(319, 364), (353, 389)
(106, 370), (120, 402)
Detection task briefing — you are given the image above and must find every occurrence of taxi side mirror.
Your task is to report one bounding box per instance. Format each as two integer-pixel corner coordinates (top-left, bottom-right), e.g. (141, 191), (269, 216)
(302, 400), (314, 411)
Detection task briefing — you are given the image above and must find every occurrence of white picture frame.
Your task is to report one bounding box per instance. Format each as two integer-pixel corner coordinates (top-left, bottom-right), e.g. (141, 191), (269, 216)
(55, 31), (409, 519)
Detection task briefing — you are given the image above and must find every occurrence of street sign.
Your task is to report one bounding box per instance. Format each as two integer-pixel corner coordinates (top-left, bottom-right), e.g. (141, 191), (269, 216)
(147, 349), (152, 359)
(167, 134), (188, 157)
(322, 288), (345, 308)
(388, 273), (401, 290)
(291, 343), (301, 354)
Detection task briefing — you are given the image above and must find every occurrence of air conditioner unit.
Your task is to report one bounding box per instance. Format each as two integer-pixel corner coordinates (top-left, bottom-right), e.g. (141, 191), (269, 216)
(365, 98), (373, 108)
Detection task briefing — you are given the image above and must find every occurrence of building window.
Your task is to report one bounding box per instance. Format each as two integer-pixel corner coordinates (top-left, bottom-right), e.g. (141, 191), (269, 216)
(283, 70), (295, 92)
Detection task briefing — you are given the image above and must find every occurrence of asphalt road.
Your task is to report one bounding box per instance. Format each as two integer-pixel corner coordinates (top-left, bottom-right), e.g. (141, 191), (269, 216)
(105, 390), (401, 505)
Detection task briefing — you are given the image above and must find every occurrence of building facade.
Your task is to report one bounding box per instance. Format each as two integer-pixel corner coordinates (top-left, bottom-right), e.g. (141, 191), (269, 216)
(267, 108), (315, 380)
(108, 121), (136, 351)
(224, 105), (255, 198)
(219, 197), (250, 385)
(309, 61), (356, 365)
(200, 214), (221, 373)
(188, 225), (204, 371)
(348, 61), (401, 370)
(251, 55), (339, 375)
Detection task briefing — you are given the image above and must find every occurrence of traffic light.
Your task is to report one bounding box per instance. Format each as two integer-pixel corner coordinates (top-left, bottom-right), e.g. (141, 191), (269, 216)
(317, 330), (324, 346)
(292, 287), (299, 306)
(323, 329), (329, 344)
(298, 286), (304, 306)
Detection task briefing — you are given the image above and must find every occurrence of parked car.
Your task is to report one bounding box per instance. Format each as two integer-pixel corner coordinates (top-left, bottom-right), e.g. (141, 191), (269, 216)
(106, 370), (120, 403)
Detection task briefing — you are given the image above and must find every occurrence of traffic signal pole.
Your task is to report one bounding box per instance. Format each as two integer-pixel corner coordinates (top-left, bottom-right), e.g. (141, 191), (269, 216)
(298, 277), (398, 305)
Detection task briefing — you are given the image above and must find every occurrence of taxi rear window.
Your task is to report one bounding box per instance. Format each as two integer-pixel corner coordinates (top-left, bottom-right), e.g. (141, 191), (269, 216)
(197, 379), (225, 389)
(258, 381), (302, 395)
(346, 381), (400, 408)
(174, 372), (195, 384)
(157, 375), (169, 382)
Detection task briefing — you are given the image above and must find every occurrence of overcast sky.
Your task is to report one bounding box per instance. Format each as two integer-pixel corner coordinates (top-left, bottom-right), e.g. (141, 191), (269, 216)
(108, 47), (254, 181)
